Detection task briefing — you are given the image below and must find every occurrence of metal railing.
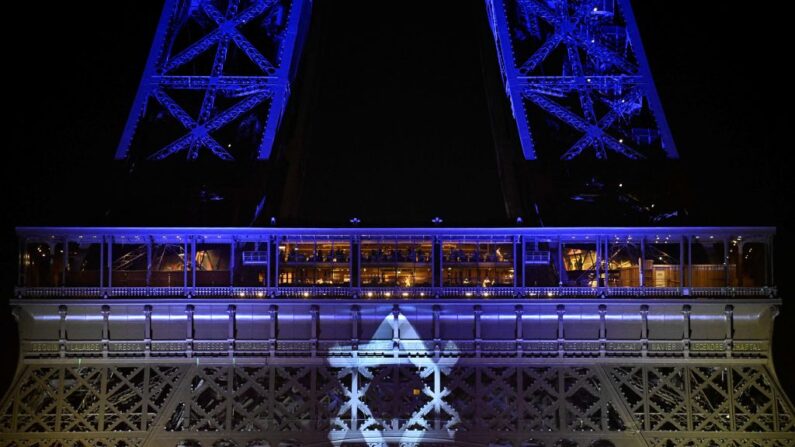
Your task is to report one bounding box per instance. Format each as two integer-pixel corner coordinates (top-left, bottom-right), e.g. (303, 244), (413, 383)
(14, 285), (777, 299)
(241, 251), (269, 264)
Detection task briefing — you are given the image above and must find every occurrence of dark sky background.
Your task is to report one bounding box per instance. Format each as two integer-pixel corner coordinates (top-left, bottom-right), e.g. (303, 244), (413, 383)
(1, 0), (793, 399)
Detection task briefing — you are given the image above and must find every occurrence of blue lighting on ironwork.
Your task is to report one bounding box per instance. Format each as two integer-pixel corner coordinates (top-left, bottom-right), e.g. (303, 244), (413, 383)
(116, 0), (311, 161)
(118, 0), (676, 162)
(484, 0), (678, 160)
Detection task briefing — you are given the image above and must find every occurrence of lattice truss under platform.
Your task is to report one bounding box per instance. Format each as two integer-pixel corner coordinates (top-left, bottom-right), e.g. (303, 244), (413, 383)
(116, 0), (310, 161)
(1, 363), (793, 446)
(485, 0), (678, 160)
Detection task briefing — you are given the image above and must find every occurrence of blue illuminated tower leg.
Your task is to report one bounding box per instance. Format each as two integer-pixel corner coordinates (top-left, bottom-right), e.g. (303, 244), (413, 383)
(258, 0), (309, 159)
(117, 0), (311, 161)
(486, 0), (537, 160)
(485, 0), (679, 160)
(116, 0), (181, 160)
(617, 0), (677, 159)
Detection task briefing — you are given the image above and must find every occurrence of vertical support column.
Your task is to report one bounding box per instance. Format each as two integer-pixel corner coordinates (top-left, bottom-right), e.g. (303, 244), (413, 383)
(557, 237), (564, 287)
(267, 237), (272, 289)
(101, 304), (110, 357)
(183, 238), (189, 294)
(433, 236), (442, 291)
(351, 305), (360, 352)
(474, 305), (482, 357)
(146, 238), (153, 288)
(99, 236), (105, 289)
(269, 304), (278, 356)
(556, 304), (565, 355)
(58, 304), (67, 357)
(724, 304), (734, 358)
(433, 304), (441, 356)
(515, 235), (522, 289)
(688, 235), (693, 291)
(185, 304), (195, 358)
(351, 236), (360, 291)
(680, 235), (686, 292)
(520, 235), (527, 288)
(515, 304), (523, 356)
(310, 305), (319, 357)
(107, 236), (113, 290)
(598, 304), (607, 356)
(229, 239), (236, 287)
(227, 304), (236, 357)
(272, 236), (279, 293)
(604, 237), (610, 291)
(191, 237), (197, 289)
(144, 305), (152, 357)
(640, 305), (649, 357)
(682, 304), (691, 358)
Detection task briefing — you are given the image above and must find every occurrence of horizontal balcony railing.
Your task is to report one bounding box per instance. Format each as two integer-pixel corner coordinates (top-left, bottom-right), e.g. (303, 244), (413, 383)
(21, 337), (772, 359)
(13, 285), (776, 299)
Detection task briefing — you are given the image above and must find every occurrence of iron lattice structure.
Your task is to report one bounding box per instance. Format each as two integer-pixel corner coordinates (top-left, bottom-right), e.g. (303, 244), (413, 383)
(485, 0), (677, 160)
(117, 0), (677, 162)
(2, 362), (794, 447)
(116, 0), (310, 161)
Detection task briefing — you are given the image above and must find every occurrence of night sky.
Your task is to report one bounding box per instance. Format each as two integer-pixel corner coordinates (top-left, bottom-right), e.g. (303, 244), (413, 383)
(2, 1), (793, 398)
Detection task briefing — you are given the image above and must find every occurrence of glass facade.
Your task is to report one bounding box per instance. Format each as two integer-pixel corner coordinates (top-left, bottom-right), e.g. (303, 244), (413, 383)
(278, 237), (351, 286)
(15, 227), (776, 297)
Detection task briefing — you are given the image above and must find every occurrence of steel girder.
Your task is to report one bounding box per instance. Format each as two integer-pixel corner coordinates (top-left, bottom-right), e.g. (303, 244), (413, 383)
(485, 0), (678, 160)
(116, 0), (310, 161)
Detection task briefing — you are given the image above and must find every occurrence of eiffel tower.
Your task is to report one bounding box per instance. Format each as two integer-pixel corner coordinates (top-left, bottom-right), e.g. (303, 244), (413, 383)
(2, 1), (793, 446)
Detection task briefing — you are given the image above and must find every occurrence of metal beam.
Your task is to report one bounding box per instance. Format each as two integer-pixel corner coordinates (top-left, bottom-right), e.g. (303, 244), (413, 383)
(486, 0), (679, 159)
(117, 0), (311, 161)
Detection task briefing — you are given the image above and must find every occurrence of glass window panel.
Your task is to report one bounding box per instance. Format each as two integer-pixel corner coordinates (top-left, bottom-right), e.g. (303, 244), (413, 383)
(607, 240), (641, 287)
(524, 240), (560, 287)
(195, 243), (231, 286)
(150, 243), (186, 287)
(643, 236), (681, 287)
(66, 241), (103, 286)
(691, 236), (726, 287)
(443, 240), (514, 287)
(111, 243), (147, 286)
(279, 238), (350, 286)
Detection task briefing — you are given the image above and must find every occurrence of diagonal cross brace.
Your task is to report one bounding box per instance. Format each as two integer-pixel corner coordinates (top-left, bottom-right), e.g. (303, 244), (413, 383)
(525, 91), (644, 159)
(148, 90), (271, 160)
